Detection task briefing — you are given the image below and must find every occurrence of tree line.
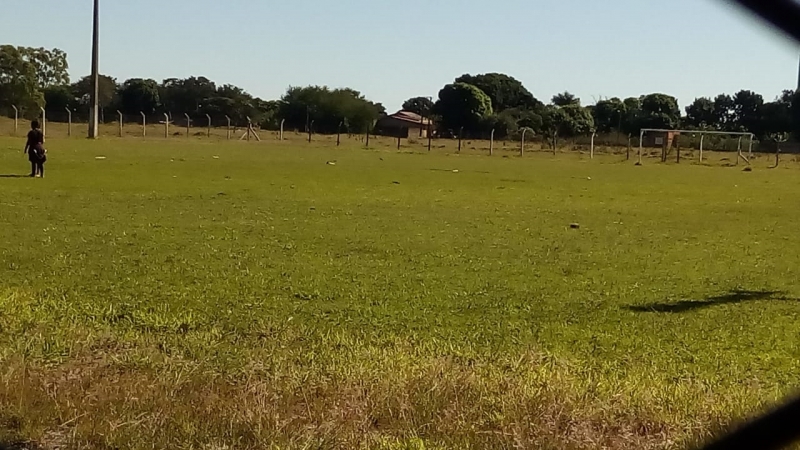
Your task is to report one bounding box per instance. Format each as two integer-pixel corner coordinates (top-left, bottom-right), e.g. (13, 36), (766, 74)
(1, 45), (798, 141)
(0, 45), (384, 131)
(405, 73), (800, 144)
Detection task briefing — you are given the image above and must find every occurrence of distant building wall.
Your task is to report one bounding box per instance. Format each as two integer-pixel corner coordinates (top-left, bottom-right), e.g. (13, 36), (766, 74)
(376, 116), (428, 138)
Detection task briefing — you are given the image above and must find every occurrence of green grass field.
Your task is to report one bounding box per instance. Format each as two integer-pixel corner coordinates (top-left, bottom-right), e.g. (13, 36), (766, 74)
(1, 133), (800, 449)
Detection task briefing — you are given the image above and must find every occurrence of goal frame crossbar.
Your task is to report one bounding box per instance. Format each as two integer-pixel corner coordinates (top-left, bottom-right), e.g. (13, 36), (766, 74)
(637, 128), (755, 165)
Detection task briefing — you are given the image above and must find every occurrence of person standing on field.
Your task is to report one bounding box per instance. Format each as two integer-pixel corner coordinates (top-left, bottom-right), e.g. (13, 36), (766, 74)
(23, 120), (46, 178)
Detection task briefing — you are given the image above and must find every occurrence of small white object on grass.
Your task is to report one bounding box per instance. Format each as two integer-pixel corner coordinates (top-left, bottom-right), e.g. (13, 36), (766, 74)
(452, 169), (459, 173)
(95, 156), (106, 160)
(213, 156), (220, 159)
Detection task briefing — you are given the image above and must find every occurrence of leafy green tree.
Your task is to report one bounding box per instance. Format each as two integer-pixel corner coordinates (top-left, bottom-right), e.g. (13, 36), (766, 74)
(19, 47), (70, 87)
(761, 100), (792, 137)
(712, 94), (735, 131)
(593, 98), (626, 133)
(732, 90), (764, 135)
(561, 105), (595, 135)
(619, 97), (642, 136)
(118, 78), (161, 115)
(685, 97), (716, 129)
(784, 90), (800, 136)
(480, 113), (518, 138)
(514, 109), (544, 134)
(255, 99), (280, 129)
(542, 106), (568, 148)
(433, 82), (493, 133)
(455, 73), (541, 112)
(0, 45), (44, 117)
(638, 93), (681, 129)
(542, 104), (594, 148)
(551, 91), (580, 107)
(278, 85), (384, 134)
(160, 76), (218, 118)
(402, 97), (434, 116)
(199, 96), (235, 121)
(71, 74), (118, 109)
(43, 85), (75, 112)
(199, 84), (276, 126)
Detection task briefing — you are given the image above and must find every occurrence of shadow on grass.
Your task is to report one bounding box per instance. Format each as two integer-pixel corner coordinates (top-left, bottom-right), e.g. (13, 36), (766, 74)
(0, 442), (36, 450)
(0, 175), (27, 179)
(626, 290), (798, 313)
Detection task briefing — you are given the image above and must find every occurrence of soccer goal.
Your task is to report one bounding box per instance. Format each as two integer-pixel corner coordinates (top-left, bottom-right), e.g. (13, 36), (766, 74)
(637, 129), (755, 165)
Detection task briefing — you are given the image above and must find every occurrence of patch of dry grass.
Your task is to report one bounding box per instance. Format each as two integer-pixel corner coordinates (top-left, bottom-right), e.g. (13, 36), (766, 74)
(0, 343), (728, 450)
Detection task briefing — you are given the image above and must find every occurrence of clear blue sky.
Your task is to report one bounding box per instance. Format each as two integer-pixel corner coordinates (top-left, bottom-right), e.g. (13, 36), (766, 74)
(1, 0), (798, 111)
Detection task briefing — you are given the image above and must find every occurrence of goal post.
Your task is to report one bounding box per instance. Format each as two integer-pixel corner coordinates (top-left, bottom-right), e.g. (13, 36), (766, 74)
(637, 129), (755, 165)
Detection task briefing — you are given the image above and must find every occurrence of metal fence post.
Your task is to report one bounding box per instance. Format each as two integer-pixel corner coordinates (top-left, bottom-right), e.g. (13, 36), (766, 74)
(590, 131), (596, 159)
(12, 105), (18, 134)
(225, 115), (231, 140)
(117, 110), (123, 137)
(457, 127), (463, 153)
(737, 136), (743, 165)
(280, 119), (285, 141)
(337, 121), (342, 146)
(427, 123), (432, 152)
(638, 130), (644, 165)
(206, 114), (211, 138)
(490, 129), (495, 156)
(308, 120), (314, 143)
(66, 107), (72, 137)
(164, 113), (169, 138)
(185, 113), (190, 137)
(699, 134), (705, 163)
(40, 107), (46, 138)
(521, 128), (527, 156)
(627, 135), (631, 160)
(141, 112), (146, 138)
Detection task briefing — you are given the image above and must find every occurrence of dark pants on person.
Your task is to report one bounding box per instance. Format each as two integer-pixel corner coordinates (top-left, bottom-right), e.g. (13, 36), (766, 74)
(30, 159), (44, 177)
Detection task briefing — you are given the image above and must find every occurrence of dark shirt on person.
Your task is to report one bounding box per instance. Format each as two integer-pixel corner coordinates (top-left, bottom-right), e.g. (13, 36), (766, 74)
(26, 129), (44, 161)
